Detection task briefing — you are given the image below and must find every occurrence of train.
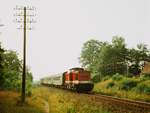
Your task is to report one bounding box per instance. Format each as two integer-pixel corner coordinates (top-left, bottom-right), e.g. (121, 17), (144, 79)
(40, 67), (94, 92)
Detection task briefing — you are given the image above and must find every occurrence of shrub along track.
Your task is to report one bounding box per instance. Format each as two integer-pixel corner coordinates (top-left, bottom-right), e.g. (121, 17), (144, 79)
(82, 92), (150, 113)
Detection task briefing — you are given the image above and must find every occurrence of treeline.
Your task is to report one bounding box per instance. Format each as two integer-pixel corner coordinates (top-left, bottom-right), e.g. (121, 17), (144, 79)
(79, 36), (150, 82)
(0, 42), (32, 94)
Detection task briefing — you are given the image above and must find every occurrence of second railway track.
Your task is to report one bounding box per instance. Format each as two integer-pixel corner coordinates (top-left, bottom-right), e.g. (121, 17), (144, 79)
(82, 92), (150, 113)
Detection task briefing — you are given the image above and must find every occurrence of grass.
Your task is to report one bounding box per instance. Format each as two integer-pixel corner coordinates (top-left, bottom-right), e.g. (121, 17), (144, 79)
(32, 86), (112, 113)
(0, 87), (112, 113)
(0, 90), (46, 113)
(94, 76), (150, 102)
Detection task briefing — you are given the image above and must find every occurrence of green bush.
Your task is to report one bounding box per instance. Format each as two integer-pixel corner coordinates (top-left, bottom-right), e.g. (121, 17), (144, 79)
(139, 73), (150, 81)
(26, 90), (32, 97)
(102, 76), (110, 81)
(135, 81), (150, 94)
(144, 87), (150, 94)
(92, 75), (101, 83)
(119, 78), (138, 90)
(141, 73), (150, 79)
(112, 73), (123, 81)
(107, 81), (115, 88)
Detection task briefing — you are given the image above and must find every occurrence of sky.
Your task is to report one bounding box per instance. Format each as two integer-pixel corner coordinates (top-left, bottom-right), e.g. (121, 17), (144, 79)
(0, 0), (150, 80)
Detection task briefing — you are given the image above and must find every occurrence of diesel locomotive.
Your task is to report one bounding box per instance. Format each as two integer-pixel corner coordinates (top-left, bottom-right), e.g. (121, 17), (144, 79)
(41, 67), (94, 92)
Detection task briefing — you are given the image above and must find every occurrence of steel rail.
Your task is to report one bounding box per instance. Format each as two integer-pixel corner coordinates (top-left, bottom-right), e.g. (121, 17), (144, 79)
(86, 92), (150, 113)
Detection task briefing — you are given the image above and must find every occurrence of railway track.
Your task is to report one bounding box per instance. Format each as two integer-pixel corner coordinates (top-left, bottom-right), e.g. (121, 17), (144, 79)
(43, 86), (150, 113)
(61, 88), (150, 113)
(84, 92), (150, 113)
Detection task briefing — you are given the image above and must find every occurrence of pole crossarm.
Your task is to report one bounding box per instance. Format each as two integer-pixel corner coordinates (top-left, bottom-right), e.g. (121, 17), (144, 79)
(14, 5), (36, 30)
(0, 24), (4, 27)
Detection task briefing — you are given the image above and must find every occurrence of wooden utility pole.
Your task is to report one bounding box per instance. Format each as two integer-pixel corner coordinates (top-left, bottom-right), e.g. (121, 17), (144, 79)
(14, 6), (36, 103)
(22, 7), (26, 103)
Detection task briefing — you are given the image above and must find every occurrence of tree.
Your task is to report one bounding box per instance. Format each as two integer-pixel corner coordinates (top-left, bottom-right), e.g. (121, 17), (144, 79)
(98, 36), (127, 76)
(79, 37), (128, 82)
(79, 39), (103, 74)
(111, 36), (127, 74)
(128, 43), (150, 75)
(2, 50), (33, 92)
(2, 50), (22, 90)
(0, 43), (5, 87)
(79, 37), (150, 82)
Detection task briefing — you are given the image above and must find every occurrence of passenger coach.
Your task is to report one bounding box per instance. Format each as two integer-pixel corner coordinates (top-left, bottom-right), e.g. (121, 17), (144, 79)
(41, 67), (94, 92)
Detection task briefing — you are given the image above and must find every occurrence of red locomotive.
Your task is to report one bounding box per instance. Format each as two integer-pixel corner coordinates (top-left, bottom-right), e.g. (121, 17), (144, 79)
(41, 67), (94, 92)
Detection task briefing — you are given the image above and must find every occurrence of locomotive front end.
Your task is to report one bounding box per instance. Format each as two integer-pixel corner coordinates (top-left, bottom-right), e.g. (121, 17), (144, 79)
(64, 68), (94, 92)
(74, 70), (94, 92)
